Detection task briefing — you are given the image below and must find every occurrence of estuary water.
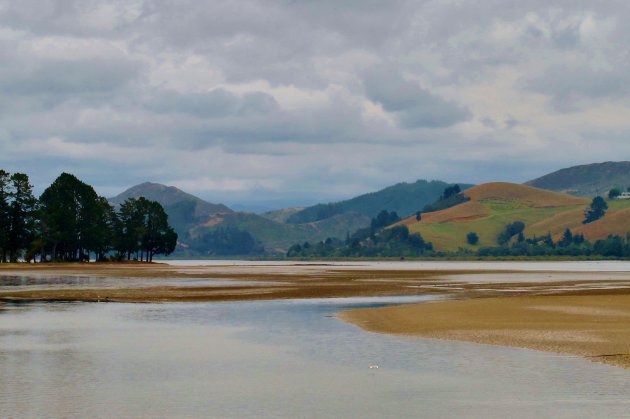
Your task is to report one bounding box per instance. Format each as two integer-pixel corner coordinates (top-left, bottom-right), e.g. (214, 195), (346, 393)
(1, 294), (630, 418)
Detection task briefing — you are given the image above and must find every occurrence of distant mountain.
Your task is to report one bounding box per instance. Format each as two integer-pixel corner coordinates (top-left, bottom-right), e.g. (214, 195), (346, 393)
(400, 182), (630, 251)
(526, 161), (630, 197)
(287, 180), (473, 224)
(109, 182), (232, 216)
(261, 207), (304, 223)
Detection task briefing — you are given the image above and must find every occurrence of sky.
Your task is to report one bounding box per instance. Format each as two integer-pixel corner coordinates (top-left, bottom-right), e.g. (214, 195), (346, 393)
(1, 0), (629, 210)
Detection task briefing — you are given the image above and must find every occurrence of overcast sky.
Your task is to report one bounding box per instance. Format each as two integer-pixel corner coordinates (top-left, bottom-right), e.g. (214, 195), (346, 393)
(1, 0), (629, 209)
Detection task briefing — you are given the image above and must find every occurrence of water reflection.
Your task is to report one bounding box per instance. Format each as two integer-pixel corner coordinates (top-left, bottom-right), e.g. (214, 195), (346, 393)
(1, 298), (629, 418)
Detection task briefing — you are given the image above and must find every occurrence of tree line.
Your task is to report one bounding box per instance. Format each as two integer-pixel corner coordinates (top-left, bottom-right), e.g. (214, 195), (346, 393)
(287, 210), (433, 258)
(0, 171), (177, 263)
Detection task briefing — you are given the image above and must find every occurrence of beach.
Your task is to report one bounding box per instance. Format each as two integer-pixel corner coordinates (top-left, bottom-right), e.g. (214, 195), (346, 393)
(2, 261), (630, 370)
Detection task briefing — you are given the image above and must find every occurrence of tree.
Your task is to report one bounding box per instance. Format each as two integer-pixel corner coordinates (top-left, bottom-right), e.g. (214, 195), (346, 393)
(583, 196), (608, 224)
(371, 210), (400, 230)
(441, 184), (461, 200)
(415, 212), (421, 222)
(467, 232), (479, 245)
(0, 170), (10, 262)
(608, 188), (621, 199)
(142, 200), (177, 261)
(6, 173), (38, 262)
(498, 221), (525, 245)
(115, 197), (177, 261)
(39, 173), (111, 261)
(558, 228), (573, 247)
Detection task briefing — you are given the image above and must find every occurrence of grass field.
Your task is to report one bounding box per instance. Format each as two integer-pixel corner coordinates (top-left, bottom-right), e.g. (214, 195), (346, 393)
(401, 183), (630, 251)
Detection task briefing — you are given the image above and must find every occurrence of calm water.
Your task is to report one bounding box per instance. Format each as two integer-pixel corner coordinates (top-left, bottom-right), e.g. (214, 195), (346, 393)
(1, 295), (630, 418)
(164, 259), (630, 272)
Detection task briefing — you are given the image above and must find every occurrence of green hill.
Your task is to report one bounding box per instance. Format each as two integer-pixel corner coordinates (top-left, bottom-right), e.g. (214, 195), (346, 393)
(526, 161), (630, 197)
(109, 182), (233, 238)
(287, 180), (473, 224)
(402, 182), (630, 252)
(110, 183), (370, 256)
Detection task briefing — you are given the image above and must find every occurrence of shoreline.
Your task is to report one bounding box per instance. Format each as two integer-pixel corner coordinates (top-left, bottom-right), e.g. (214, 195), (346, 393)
(3, 262), (630, 370)
(339, 293), (630, 369)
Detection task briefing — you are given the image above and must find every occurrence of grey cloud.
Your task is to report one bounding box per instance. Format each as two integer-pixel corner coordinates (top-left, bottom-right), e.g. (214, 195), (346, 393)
(526, 65), (629, 111)
(148, 89), (278, 117)
(363, 68), (470, 128)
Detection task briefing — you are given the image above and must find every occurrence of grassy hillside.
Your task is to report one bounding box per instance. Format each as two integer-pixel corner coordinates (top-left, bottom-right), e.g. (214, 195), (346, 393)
(401, 182), (630, 252)
(287, 180), (473, 223)
(526, 161), (630, 197)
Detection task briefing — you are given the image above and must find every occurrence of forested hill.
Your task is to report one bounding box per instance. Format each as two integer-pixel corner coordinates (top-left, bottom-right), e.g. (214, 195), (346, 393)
(285, 180), (473, 224)
(526, 161), (630, 197)
(109, 182), (232, 216)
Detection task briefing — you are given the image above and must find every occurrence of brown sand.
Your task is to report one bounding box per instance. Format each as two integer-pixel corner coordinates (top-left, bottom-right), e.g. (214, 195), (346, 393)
(340, 293), (630, 369)
(3, 262), (630, 369)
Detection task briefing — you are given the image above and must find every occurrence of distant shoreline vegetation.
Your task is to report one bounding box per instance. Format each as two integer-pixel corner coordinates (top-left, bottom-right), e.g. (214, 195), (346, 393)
(0, 171), (177, 263)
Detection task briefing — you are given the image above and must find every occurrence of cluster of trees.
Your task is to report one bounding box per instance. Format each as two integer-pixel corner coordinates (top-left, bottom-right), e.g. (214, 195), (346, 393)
(472, 224), (630, 258)
(583, 196), (608, 224)
(287, 210), (432, 258)
(0, 171), (177, 263)
(497, 221), (526, 245)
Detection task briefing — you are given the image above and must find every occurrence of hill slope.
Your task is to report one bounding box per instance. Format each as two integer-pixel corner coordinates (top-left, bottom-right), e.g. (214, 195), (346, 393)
(401, 182), (630, 251)
(110, 182), (370, 255)
(287, 180), (473, 224)
(109, 182), (232, 216)
(526, 161), (630, 197)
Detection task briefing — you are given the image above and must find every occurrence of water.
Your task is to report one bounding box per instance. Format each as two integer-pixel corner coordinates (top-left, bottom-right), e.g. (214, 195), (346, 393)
(164, 259), (630, 272)
(1, 297), (629, 418)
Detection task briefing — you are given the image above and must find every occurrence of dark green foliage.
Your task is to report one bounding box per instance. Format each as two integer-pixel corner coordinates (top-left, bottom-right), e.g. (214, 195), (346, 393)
(415, 212), (421, 221)
(6, 173), (38, 262)
(593, 235), (626, 257)
(476, 228), (630, 258)
(190, 227), (262, 256)
(0, 170), (11, 262)
(115, 197), (178, 261)
(422, 185), (470, 213)
(287, 180), (473, 224)
(583, 196), (608, 224)
(287, 211), (432, 258)
(497, 221), (526, 245)
(608, 188), (621, 199)
(371, 210), (400, 230)
(466, 232), (479, 245)
(440, 184), (461, 200)
(39, 173), (111, 261)
(0, 171), (177, 263)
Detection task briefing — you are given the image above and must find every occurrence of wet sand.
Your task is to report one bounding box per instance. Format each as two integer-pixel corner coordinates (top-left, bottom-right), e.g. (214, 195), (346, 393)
(3, 262), (630, 369)
(340, 293), (630, 369)
(2, 262), (630, 303)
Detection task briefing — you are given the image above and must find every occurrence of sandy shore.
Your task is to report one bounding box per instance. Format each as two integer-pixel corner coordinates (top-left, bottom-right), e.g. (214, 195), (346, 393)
(3, 262), (630, 369)
(340, 293), (630, 369)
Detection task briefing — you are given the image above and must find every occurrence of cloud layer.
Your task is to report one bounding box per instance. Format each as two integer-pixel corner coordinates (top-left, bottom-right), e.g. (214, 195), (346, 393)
(1, 0), (629, 208)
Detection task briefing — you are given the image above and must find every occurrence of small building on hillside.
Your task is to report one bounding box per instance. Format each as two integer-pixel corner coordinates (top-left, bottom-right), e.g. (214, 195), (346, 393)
(617, 192), (630, 200)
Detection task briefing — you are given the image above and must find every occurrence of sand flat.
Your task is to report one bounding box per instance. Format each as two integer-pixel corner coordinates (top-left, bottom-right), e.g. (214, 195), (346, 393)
(340, 293), (630, 369)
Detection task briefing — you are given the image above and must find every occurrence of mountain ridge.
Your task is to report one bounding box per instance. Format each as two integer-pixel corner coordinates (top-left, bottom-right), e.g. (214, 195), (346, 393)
(526, 161), (630, 197)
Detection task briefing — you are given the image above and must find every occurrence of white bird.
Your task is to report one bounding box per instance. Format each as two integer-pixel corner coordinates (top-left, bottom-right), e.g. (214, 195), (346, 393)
(369, 365), (379, 369)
